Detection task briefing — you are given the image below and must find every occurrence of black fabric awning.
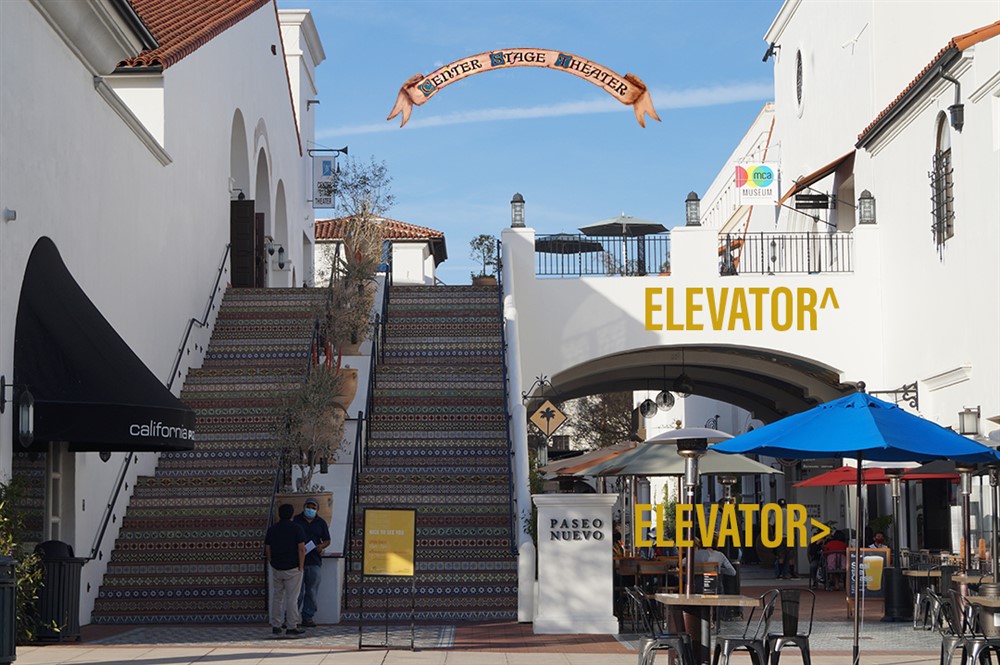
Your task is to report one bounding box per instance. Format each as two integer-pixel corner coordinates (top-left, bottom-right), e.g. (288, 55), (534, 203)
(13, 237), (196, 452)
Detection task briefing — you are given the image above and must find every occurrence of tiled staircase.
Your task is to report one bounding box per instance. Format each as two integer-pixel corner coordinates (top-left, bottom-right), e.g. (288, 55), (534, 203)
(91, 288), (325, 624)
(343, 284), (518, 621)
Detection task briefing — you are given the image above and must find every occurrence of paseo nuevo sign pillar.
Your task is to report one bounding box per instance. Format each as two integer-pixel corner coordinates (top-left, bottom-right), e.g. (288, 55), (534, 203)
(532, 494), (619, 634)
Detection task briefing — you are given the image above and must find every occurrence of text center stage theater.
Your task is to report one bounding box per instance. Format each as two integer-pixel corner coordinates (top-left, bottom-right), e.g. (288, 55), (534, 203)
(13, 237), (196, 453)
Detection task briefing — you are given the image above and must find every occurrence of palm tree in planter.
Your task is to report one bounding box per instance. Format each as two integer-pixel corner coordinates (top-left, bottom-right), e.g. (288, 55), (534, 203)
(470, 233), (498, 285)
(273, 365), (351, 519)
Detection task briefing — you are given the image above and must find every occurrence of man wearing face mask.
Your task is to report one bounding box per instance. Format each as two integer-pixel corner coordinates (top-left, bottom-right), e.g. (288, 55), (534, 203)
(294, 498), (331, 627)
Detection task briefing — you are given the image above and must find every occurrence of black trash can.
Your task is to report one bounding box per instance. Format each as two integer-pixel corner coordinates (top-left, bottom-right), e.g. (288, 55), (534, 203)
(1, 556), (15, 664)
(33, 541), (85, 642)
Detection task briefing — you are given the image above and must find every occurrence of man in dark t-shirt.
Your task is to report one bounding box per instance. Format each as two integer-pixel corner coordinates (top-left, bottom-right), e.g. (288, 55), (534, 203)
(264, 503), (306, 635)
(294, 497), (331, 627)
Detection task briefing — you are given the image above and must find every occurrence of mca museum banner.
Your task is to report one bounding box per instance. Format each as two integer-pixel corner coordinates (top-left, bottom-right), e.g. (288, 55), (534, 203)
(734, 163), (779, 206)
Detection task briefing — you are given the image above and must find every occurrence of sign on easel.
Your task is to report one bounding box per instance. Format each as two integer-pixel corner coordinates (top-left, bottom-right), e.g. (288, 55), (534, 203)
(848, 548), (891, 600)
(360, 509), (416, 650)
(364, 509), (415, 576)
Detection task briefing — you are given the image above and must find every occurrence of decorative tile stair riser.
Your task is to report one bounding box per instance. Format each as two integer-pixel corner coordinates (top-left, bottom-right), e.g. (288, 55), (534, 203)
(90, 288), (326, 624)
(344, 284), (518, 622)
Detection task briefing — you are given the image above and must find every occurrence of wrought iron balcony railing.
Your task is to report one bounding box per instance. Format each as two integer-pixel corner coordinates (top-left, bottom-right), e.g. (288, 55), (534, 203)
(534, 233), (671, 277)
(718, 232), (853, 276)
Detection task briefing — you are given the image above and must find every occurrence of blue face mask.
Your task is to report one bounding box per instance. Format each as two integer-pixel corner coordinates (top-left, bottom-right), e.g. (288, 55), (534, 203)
(304, 508), (317, 519)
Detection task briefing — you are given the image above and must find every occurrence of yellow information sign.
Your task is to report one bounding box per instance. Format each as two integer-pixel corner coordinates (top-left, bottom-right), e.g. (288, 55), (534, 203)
(530, 399), (567, 437)
(363, 509), (416, 577)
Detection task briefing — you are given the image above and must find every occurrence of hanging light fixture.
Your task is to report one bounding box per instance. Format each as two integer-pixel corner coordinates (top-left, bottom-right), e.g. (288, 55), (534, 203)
(639, 378), (658, 418)
(1, 375), (34, 447)
(673, 350), (694, 398)
(655, 365), (675, 410)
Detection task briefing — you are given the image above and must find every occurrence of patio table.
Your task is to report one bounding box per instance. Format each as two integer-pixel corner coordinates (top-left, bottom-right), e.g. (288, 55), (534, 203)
(655, 592), (759, 664)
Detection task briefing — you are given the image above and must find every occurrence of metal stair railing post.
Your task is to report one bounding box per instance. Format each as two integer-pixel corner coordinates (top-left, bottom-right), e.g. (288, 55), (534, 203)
(495, 238), (518, 555)
(88, 242), (231, 562)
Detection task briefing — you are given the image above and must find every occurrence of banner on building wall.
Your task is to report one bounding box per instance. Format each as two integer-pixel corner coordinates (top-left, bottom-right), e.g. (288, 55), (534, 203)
(363, 509), (416, 576)
(312, 156), (336, 209)
(734, 163), (779, 205)
(388, 48), (661, 128)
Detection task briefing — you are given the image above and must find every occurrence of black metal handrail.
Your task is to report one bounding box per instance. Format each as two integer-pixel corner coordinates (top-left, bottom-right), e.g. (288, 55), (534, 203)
(340, 408), (364, 613)
(168, 243), (232, 389)
(535, 233), (670, 278)
(718, 232), (853, 276)
(88, 242), (231, 562)
(496, 238), (518, 555)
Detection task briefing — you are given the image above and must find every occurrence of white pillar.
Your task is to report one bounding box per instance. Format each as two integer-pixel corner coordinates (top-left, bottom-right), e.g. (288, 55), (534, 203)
(533, 494), (619, 634)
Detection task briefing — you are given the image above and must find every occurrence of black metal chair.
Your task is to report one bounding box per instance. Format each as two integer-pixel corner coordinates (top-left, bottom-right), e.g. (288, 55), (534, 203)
(945, 590), (1000, 665)
(934, 595), (964, 665)
(626, 585), (695, 665)
(712, 589), (778, 665)
(767, 588), (815, 665)
(915, 587), (945, 631)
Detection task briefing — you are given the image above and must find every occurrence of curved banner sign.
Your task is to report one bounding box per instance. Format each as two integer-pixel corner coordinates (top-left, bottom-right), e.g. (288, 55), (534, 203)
(388, 48), (661, 128)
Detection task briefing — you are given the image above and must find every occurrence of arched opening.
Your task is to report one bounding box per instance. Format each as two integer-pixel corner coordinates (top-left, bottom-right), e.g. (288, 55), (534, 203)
(253, 149), (271, 286)
(229, 110), (249, 196)
(272, 180), (288, 287)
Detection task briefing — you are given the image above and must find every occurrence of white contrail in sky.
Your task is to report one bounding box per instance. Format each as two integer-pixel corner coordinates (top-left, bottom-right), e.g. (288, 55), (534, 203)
(316, 82), (772, 139)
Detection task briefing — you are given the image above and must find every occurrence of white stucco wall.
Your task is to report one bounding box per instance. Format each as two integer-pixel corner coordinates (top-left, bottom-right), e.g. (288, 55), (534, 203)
(765, 0), (1000, 435)
(0, 0), (318, 622)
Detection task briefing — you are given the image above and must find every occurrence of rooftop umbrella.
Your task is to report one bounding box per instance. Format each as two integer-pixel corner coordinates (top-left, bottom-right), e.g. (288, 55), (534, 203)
(712, 392), (1000, 665)
(578, 213), (667, 237)
(579, 214), (667, 276)
(534, 234), (605, 254)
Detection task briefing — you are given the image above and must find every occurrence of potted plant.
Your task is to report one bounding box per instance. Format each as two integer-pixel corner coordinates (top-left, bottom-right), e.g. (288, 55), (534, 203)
(318, 157), (393, 357)
(470, 233), (498, 285)
(272, 365), (351, 516)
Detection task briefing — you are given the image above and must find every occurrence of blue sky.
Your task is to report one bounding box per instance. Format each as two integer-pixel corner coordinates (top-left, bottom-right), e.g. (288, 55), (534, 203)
(279, 0), (783, 284)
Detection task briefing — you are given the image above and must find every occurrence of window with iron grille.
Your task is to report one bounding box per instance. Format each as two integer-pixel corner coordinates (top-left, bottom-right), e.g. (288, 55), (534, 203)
(929, 114), (954, 249)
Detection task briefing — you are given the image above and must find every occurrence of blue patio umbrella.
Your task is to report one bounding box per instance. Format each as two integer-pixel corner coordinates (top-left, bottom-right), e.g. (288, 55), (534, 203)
(712, 392), (1000, 665)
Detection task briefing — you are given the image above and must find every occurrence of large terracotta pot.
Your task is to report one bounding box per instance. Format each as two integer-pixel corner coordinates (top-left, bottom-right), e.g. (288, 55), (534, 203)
(472, 276), (497, 286)
(273, 491), (333, 526)
(334, 367), (358, 410)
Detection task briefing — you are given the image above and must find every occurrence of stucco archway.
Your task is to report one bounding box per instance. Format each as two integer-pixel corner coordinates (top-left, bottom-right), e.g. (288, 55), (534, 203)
(254, 148), (270, 239)
(541, 345), (856, 424)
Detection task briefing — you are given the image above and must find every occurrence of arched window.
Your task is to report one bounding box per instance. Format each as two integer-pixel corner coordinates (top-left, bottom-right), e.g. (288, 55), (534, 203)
(930, 112), (954, 249)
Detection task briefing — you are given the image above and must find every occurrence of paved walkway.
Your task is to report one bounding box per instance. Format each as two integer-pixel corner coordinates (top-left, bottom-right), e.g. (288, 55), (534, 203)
(14, 566), (948, 664)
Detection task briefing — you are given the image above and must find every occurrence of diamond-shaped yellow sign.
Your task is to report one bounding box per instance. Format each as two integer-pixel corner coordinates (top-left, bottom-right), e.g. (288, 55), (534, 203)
(530, 400), (567, 438)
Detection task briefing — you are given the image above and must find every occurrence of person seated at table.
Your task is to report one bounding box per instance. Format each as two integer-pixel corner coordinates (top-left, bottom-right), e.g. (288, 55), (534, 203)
(869, 531), (888, 549)
(693, 536), (736, 577)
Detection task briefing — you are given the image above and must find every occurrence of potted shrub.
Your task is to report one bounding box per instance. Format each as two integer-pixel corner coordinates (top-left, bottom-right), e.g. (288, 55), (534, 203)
(273, 365), (351, 512)
(470, 233), (498, 285)
(322, 216), (384, 356)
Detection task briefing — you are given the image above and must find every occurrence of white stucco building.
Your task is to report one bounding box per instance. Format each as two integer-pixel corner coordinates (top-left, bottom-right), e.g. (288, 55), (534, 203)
(314, 216), (448, 286)
(1, 0), (323, 619)
(507, 1), (999, 572)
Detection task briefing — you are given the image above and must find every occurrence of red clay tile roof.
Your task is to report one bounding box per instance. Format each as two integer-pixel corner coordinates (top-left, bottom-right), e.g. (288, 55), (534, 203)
(316, 216), (448, 265)
(119, 0), (271, 69)
(118, 0), (302, 156)
(857, 20), (1000, 145)
(315, 217), (445, 242)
